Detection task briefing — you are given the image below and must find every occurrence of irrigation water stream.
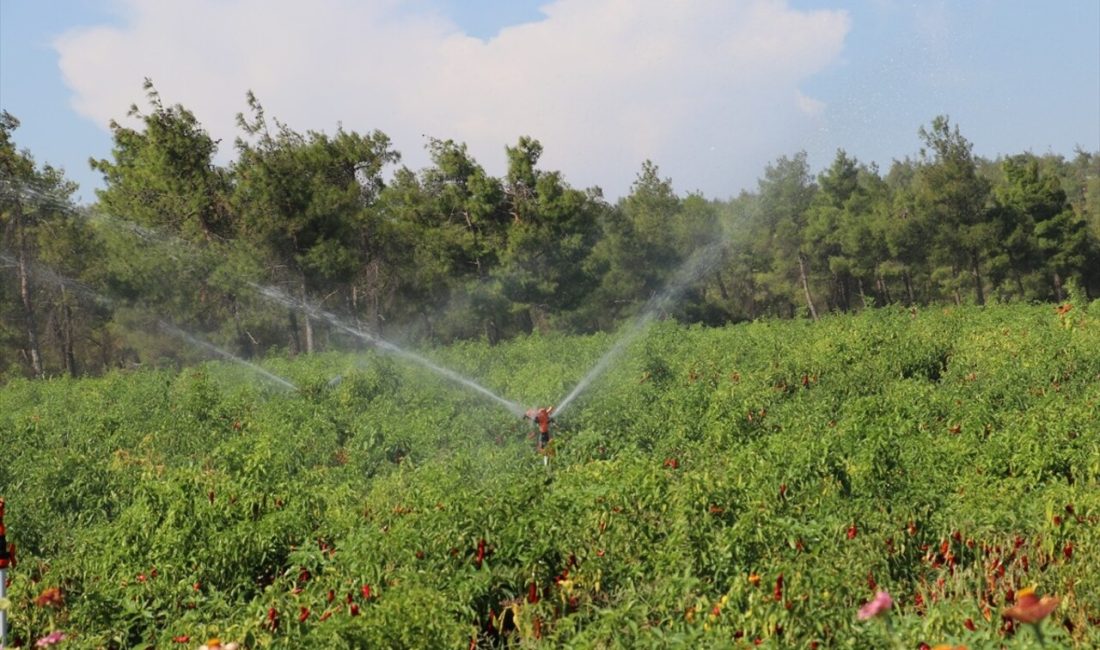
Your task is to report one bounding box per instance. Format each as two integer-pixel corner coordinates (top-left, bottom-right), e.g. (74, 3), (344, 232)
(553, 242), (726, 417)
(251, 284), (527, 416)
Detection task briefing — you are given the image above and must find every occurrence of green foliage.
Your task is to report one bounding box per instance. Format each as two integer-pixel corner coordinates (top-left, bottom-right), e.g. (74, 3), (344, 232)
(1, 304), (1098, 647)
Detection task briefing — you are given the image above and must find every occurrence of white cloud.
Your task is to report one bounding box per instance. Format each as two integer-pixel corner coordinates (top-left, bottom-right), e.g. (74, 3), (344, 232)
(55, 0), (849, 198)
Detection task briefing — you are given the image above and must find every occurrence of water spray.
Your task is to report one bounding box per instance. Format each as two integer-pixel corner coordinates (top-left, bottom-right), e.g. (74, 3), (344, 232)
(158, 321), (299, 391)
(553, 242), (726, 417)
(0, 497), (12, 648)
(251, 284), (526, 417)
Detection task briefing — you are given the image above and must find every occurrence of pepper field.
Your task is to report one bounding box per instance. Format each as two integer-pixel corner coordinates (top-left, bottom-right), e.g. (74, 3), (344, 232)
(0, 302), (1098, 648)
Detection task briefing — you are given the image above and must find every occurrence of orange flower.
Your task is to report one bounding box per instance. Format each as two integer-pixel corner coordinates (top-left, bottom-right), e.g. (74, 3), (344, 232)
(34, 586), (64, 608)
(1002, 587), (1059, 624)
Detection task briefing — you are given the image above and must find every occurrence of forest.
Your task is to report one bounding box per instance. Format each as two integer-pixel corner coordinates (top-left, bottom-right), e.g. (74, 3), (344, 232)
(1, 80), (1099, 379)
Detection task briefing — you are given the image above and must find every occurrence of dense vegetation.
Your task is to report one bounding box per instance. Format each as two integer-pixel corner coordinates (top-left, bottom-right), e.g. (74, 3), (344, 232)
(0, 302), (1097, 648)
(1, 81), (1099, 381)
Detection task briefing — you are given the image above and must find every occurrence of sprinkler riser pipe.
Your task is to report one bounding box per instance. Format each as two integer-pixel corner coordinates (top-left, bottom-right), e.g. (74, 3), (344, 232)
(0, 566), (6, 648)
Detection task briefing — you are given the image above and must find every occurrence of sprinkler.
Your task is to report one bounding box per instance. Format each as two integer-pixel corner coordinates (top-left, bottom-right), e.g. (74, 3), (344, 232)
(0, 497), (12, 648)
(523, 407), (556, 464)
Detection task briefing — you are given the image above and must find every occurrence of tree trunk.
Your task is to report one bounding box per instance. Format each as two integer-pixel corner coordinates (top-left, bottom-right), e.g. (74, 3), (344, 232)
(351, 284), (362, 333)
(1052, 271), (1064, 301)
(17, 226), (44, 378)
(797, 253), (819, 321)
(951, 265), (962, 305)
(301, 278), (314, 354)
(60, 285), (77, 377)
(287, 310), (302, 355)
(879, 275), (892, 305)
(714, 270), (729, 300)
(232, 297), (253, 359)
(971, 254), (986, 305)
(858, 278), (868, 309)
(904, 270), (915, 306)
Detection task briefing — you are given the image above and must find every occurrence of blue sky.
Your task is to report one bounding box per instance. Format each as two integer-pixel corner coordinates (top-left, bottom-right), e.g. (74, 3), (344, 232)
(1, 0), (1097, 202)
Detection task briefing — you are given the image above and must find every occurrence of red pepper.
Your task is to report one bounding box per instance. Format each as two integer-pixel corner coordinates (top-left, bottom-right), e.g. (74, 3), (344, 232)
(475, 539), (487, 568)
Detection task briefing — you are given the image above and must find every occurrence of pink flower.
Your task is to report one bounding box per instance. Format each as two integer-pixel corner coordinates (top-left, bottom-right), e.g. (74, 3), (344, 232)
(36, 630), (67, 647)
(857, 591), (893, 620)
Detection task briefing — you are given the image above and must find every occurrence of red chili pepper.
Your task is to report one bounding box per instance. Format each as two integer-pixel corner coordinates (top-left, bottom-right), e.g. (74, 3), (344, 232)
(361, 584), (372, 600)
(773, 573), (784, 601)
(475, 539), (486, 569)
(527, 582), (539, 604)
(299, 606), (310, 622)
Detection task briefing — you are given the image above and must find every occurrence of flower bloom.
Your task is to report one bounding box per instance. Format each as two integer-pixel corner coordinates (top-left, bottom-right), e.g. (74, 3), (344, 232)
(857, 591), (893, 620)
(36, 631), (67, 647)
(1003, 587), (1059, 624)
(34, 587), (64, 608)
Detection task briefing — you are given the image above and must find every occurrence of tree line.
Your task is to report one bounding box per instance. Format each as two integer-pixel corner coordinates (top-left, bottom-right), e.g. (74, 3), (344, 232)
(2, 81), (1098, 380)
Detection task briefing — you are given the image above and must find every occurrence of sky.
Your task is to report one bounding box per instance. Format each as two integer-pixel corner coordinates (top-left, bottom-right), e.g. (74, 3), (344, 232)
(1, 0), (1097, 203)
